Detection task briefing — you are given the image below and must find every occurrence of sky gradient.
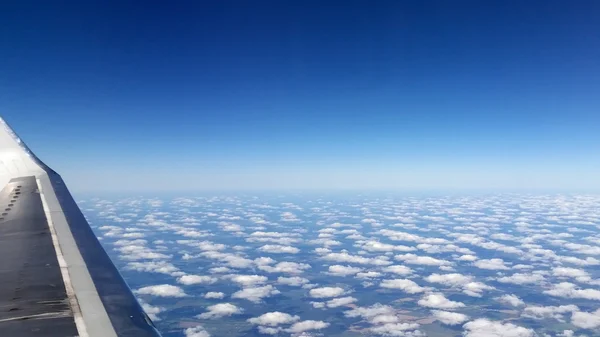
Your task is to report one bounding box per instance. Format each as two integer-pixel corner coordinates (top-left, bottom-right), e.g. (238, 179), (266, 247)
(1, 1), (599, 192)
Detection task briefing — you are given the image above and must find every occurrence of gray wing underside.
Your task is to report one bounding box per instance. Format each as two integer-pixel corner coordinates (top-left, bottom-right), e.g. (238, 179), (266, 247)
(0, 117), (161, 337)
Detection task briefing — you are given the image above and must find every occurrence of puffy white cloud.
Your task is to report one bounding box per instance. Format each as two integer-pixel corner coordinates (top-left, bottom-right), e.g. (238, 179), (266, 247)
(497, 273), (544, 285)
(259, 245), (300, 254)
(177, 275), (217, 285)
(369, 323), (422, 336)
(417, 243), (474, 255)
(249, 236), (301, 245)
(417, 293), (465, 310)
(247, 312), (300, 326)
(200, 251), (254, 269)
(425, 273), (493, 297)
(553, 267), (589, 278)
(369, 314), (401, 324)
(325, 296), (357, 308)
(552, 267), (600, 285)
(232, 285), (280, 302)
(285, 320), (329, 334)
(473, 258), (510, 270)
(195, 241), (226, 251)
(126, 261), (182, 276)
(277, 276), (309, 286)
(209, 267), (232, 274)
(495, 294), (525, 307)
(311, 301), (326, 309)
(116, 244), (171, 261)
(204, 292), (225, 299)
(258, 261), (311, 274)
(557, 255), (600, 266)
(198, 303), (243, 319)
(395, 254), (451, 266)
(135, 284), (187, 298)
(431, 310), (468, 325)
(378, 229), (449, 244)
(562, 242), (600, 255)
(257, 326), (283, 335)
(522, 305), (579, 321)
(309, 286), (347, 298)
(322, 252), (392, 266)
(231, 274), (268, 287)
(280, 212), (300, 222)
(356, 271), (382, 279)
(345, 303), (396, 321)
(463, 319), (535, 337)
(451, 234), (524, 256)
(254, 257), (276, 265)
(425, 273), (472, 287)
(184, 325), (210, 337)
(380, 279), (426, 294)
(360, 241), (415, 252)
(462, 282), (495, 297)
(558, 330), (575, 337)
(122, 232), (145, 239)
(544, 282), (600, 300)
(457, 254), (478, 261)
(382, 265), (414, 276)
(571, 308), (600, 329)
(219, 222), (243, 232)
(327, 265), (363, 276)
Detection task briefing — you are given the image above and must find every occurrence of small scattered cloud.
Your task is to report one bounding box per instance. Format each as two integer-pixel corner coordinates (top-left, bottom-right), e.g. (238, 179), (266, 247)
(380, 279), (426, 294)
(309, 287), (347, 298)
(177, 275), (217, 285)
(232, 285), (280, 303)
(463, 319), (535, 337)
(495, 294), (525, 307)
(184, 325), (210, 337)
(431, 310), (469, 325)
(198, 303), (243, 319)
(247, 311), (300, 326)
(204, 292), (225, 299)
(135, 284), (187, 298)
(418, 293), (465, 310)
(473, 258), (510, 270)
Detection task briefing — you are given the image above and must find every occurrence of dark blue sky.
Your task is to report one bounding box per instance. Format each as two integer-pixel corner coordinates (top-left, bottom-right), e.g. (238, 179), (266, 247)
(1, 1), (599, 191)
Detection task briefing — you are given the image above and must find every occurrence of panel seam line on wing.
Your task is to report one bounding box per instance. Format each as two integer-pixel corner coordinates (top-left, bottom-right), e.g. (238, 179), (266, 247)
(37, 177), (90, 337)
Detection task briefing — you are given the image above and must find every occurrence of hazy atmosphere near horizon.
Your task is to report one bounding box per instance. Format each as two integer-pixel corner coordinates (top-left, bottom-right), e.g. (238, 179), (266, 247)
(2, 1), (600, 337)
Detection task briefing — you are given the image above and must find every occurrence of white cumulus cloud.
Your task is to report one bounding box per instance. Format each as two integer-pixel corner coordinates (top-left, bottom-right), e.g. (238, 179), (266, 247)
(380, 279), (426, 294)
(431, 310), (468, 325)
(544, 282), (600, 300)
(418, 293), (465, 310)
(285, 320), (329, 334)
(259, 245), (300, 254)
(135, 284), (187, 298)
(247, 312), (300, 326)
(463, 319), (535, 337)
(495, 294), (525, 307)
(184, 325), (210, 337)
(473, 258), (510, 270)
(177, 275), (217, 285)
(198, 303), (243, 319)
(309, 286), (347, 298)
(571, 309), (600, 329)
(204, 292), (225, 299)
(232, 285), (280, 303)
(327, 265), (363, 276)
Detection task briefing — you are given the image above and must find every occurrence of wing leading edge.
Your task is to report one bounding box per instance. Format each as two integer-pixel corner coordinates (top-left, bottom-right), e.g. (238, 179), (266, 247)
(0, 117), (162, 337)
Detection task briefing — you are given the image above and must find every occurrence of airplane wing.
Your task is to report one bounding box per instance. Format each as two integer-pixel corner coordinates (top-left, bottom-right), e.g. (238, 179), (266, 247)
(0, 117), (162, 337)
